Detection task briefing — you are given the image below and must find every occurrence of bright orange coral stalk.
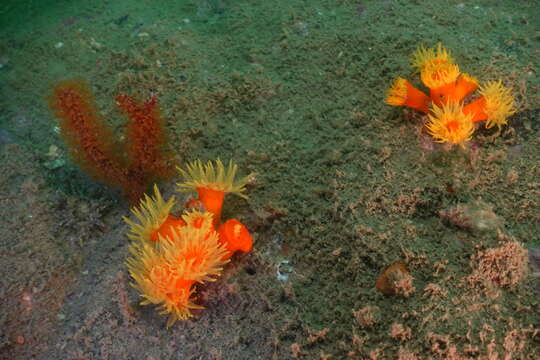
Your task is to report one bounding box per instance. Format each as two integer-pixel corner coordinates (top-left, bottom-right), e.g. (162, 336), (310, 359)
(386, 77), (430, 113)
(150, 215), (186, 242)
(195, 187), (225, 225)
(430, 73), (478, 105)
(463, 81), (515, 129)
(218, 218), (253, 259)
(447, 73), (478, 102)
(462, 97), (487, 123)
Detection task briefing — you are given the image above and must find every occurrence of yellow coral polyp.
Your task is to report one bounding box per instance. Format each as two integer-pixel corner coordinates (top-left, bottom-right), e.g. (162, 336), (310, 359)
(161, 224), (229, 283)
(127, 220), (228, 327)
(177, 159), (249, 225)
(181, 209), (214, 233)
(421, 61), (460, 90)
(123, 184), (177, 243)
(386, 77), (430, 113)
(480, 81), (516, 129)
(126, 242), (201, 326)
(386, 77), (408, 106)
(176, 159), (249, 198)
(426, 102), (475, 146)
(411, 43), (454, 70)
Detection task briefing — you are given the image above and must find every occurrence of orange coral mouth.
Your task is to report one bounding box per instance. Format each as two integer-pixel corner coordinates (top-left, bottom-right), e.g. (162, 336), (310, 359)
(445, 120), (459, 132)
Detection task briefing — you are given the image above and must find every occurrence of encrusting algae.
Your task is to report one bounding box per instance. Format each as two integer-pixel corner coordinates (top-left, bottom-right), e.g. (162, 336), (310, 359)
(123, 159), (253, 327)
(386, 43), (516, 147)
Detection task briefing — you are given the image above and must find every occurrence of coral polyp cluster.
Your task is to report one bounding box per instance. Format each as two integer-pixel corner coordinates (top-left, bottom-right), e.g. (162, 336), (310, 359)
(124, 159), (253, 326)
(386, 44), (516, 147)
(127, 238), (210, 326)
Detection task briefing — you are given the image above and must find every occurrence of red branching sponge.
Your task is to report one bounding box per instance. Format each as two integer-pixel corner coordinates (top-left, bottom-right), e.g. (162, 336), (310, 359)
(116, 94), (174, 183)
(48, 79), (129, 190)
(48, 79), (173, 203)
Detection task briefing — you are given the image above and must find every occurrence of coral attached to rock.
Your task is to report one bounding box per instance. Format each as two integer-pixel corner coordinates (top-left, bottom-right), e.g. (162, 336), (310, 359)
(386, 44), (516, 147)
(123, 159), (253, 326)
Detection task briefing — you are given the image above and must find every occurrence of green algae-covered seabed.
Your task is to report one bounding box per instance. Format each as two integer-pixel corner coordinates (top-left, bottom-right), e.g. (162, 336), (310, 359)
(1, 0), (539, 358)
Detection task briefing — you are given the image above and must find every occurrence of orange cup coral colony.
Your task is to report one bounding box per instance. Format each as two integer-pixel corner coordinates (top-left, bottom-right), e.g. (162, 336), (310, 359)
(123, 159), (253, 327)
(386, 43), (516, 147)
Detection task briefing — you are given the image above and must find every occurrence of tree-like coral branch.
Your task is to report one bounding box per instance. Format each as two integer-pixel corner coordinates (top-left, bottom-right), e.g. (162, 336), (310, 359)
(48, 79), (173, 203)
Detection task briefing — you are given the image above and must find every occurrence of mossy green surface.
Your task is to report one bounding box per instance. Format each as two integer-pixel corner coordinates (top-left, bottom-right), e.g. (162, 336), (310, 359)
(1, 0), (539, 358)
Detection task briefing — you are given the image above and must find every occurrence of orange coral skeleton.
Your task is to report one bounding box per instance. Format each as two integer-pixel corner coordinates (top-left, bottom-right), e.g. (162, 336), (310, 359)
(445, 73), (478, 103)
(195, 187), (226, 224)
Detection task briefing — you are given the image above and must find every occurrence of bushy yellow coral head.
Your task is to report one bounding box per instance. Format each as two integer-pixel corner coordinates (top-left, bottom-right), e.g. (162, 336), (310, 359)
(411, 43), (454, 70)
(126, 242), (202, 327)
(426, 102), (475, 146)
(176, 159), (249, 198)
(421, 61), (460, 90)
(123, 184), (177, 243)
(386, 77), (408, 106)
(480, 81), (516, 129)
(181, 209), (214, 233)
(126, 219), (228, 327)
(177, 159), (249, 224)
(161, 224), (229, 283)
